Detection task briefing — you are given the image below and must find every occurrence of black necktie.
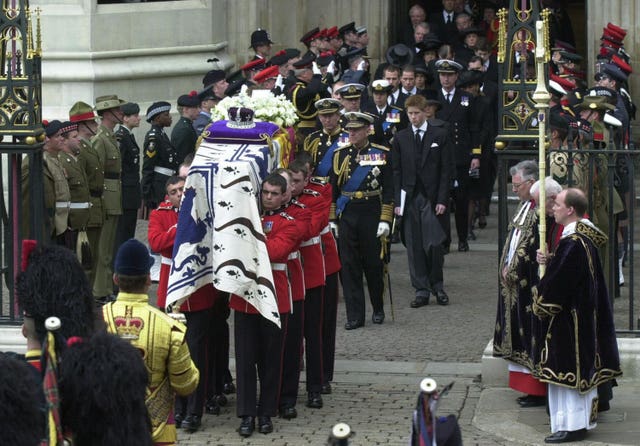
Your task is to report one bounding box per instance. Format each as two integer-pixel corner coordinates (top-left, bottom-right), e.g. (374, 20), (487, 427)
(446, 14), (452, 24)
(446, 93), (451, 103)
(415, 129), (422, 150)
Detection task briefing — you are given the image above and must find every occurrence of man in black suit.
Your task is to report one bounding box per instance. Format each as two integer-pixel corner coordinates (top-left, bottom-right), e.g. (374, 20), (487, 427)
(114, 102), (141, 258)
(429, 0), (459, 45)
(435, 59), (481, 252)
(392, 94), (453, 307)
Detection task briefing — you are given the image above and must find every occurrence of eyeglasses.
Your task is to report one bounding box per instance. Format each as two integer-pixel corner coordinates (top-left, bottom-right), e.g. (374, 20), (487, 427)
(512, 180), (532, 190)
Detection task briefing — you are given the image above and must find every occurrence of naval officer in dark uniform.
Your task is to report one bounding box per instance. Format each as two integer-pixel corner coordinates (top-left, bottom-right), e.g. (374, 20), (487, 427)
(329, 112), (394, 329)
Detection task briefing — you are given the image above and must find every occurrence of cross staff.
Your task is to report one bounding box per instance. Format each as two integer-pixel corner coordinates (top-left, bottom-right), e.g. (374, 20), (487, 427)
(531, 17), (551, 277)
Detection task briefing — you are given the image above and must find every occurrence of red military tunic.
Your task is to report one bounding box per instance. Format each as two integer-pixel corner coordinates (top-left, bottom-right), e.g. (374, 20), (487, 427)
(284, 199), (310, 302)
(296, 188), (327, 289)
(148, 200), (216, 311)
(307, 177), (341, 275)
(229, 209), (299, 314)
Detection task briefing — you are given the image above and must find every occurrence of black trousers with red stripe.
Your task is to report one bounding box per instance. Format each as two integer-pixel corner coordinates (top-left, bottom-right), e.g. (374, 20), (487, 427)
(234, 311), (288, 418)
(279, 300), (304, 409)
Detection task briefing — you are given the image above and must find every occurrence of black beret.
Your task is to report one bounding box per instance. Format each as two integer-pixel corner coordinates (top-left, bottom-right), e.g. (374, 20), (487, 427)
(202, 69), (226, 88)
(120, 102), (140, 116)
(44, 119), (62, 137)
(177, 92), (200, 108)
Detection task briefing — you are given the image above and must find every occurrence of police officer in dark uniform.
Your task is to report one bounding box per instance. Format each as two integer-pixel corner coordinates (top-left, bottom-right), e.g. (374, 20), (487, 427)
(142, 101), (178, 210)
(329, 112), (394, 329)
(114, 102), (141, 256)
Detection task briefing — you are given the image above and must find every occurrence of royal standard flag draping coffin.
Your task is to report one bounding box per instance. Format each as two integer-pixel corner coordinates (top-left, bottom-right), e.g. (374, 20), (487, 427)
(166, 119), (292, 327)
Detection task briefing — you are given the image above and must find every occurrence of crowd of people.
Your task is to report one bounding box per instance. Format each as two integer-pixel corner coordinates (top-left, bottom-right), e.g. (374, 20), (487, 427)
(6, 0), (634, 444)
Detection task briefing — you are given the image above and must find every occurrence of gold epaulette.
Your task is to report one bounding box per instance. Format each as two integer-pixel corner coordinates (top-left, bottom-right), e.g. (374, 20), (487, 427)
(370, 142), (390, 151)
(380, 203), (394, 223)
(279, 211), (294, 220)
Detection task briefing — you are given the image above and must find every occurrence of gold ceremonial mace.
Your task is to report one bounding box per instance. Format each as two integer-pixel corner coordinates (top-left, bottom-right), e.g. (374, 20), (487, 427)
(531, 12), (551, 277)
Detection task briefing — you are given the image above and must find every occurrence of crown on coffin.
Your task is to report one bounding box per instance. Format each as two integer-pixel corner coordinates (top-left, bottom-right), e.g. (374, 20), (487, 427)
(114, 306), (144, 340)
(227, 106), (256, 129)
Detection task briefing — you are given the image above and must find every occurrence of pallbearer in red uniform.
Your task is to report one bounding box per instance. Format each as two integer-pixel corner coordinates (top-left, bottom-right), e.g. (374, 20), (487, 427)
(289, 158), (328, 409)
(232, 174), (299, 438)
(147, 175), (219, 433)
(302, 103), (346, 392)
(275, 167), (309, 419)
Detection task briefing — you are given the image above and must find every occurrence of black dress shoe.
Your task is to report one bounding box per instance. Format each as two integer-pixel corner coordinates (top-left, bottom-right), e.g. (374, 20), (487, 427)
(434, 290), (449, 306)
(238, 416), (255, 437)
(279, 406), (297, 419)
(223, 381), (236, 394)
(306, 392), (323, 408)
(181, 414), (201, 432)
(344, 320), (364, 330)
(443, 244), (450, 254)
(258, 416), (273, 434)
(321, 383), (332, 394)
(517, 394), (546, 408)
(458, 241), (469, 252)
(478, 216), (487, 228)
(174, 413), (185, 429)
(372, 311), (385, 324)
(205, 397), (220, 415)
(410, 295), (430, 308)
(544, 429), (587, 443)
(468, 230), (476, 241)
(215, 393), (228, 406)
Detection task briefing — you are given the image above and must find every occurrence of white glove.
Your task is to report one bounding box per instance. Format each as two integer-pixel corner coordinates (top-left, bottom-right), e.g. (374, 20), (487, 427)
(356, 60), (366, 71)
(330, 222), (339, 238)
(275, 74), (284, 89)
(326, 60), (336, 75)
(312, 61), (322, 75)
(376, 222), (390, 238)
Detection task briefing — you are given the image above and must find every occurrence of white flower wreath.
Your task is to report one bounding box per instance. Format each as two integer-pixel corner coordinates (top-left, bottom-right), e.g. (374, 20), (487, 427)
(211, 89), (299, 128)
